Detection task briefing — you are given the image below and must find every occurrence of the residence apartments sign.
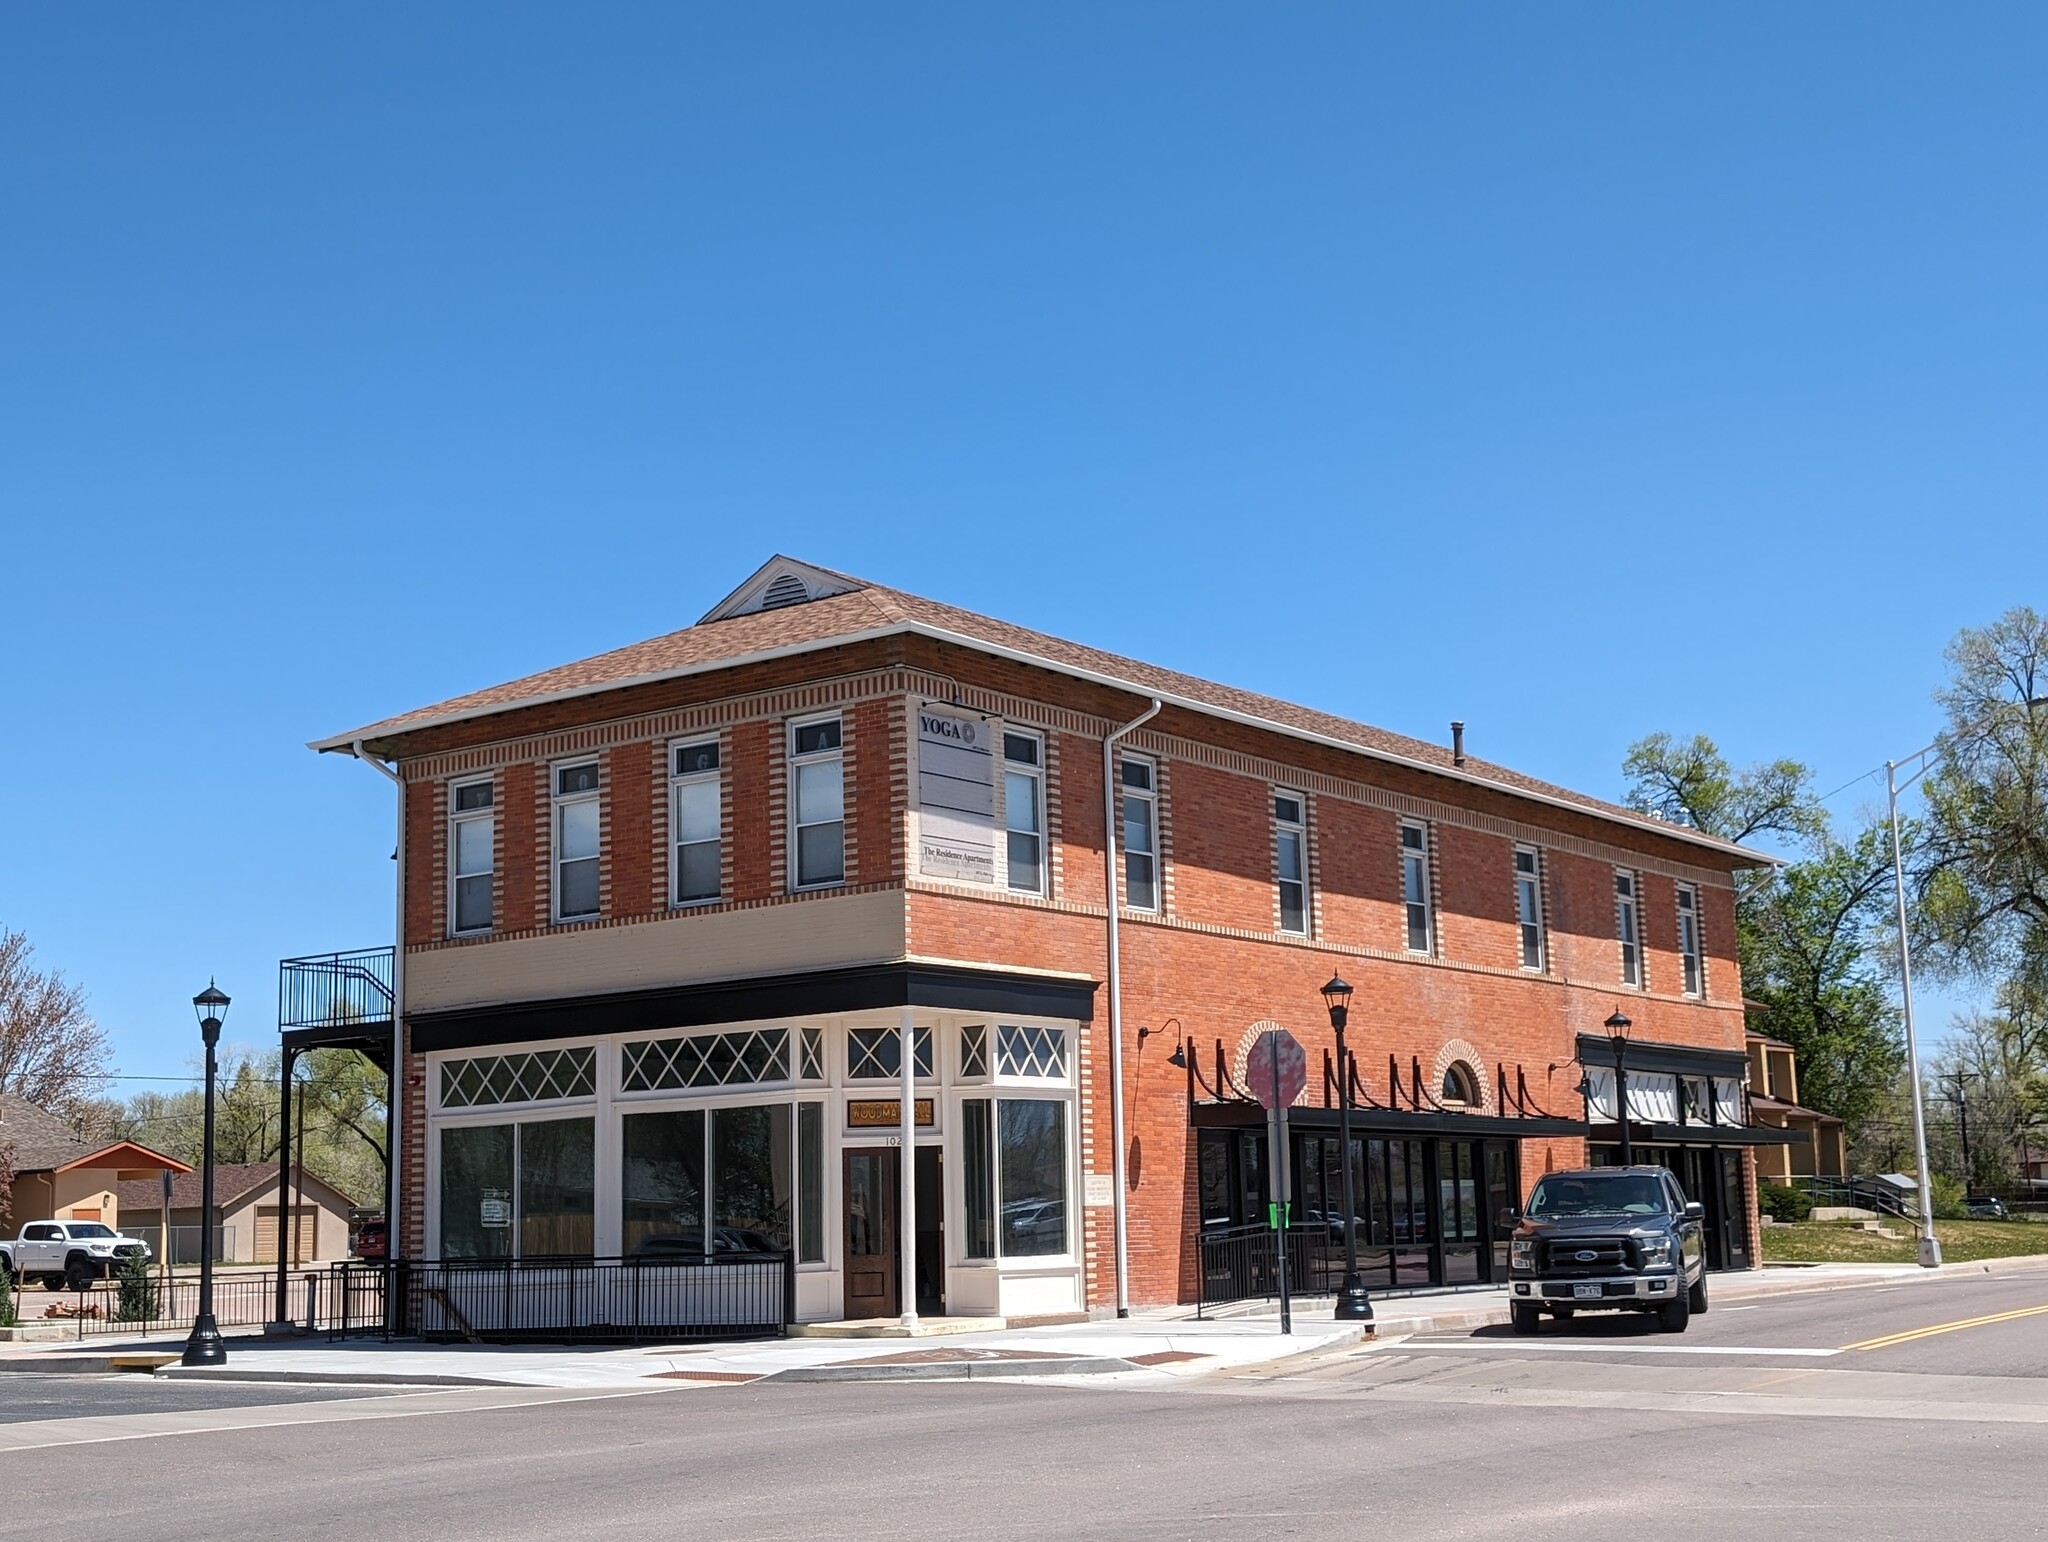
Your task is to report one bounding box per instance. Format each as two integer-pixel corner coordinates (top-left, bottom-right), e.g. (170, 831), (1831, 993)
(917, 705), (997, 883)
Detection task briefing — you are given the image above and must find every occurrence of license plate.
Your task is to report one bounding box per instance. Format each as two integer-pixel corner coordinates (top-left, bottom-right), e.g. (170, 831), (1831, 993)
(1573, 1284), (1603, 1299)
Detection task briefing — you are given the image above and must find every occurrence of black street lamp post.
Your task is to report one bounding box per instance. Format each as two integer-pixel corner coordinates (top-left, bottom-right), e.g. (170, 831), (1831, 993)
(1321, 974), (1373, 1322)
(182, 981), (231, 1369)
(1605, 1009), (1634, 1167)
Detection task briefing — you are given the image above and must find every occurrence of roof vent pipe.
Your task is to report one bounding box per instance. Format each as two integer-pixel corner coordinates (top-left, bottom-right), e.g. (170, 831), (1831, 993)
(1451, 721), (1466, 767)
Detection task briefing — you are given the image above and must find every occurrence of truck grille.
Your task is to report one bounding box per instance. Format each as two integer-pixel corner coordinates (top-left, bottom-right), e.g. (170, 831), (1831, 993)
(112, 1245), (144, 1259)
(1540, 1237), (1635, 1275)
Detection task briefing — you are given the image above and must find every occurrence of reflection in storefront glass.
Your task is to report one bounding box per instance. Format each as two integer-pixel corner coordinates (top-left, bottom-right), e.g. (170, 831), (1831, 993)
(622, 1109), (706, 1253)
(998, 1099), (1066, 1257)
(518, 1117), (595, 1258)
(441, 1124), (513, 1260)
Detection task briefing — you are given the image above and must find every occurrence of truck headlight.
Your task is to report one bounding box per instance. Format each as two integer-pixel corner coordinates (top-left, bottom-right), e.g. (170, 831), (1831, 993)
(1510, 1238), (1534, 1269)
(1639, 1238), (1673, 1269)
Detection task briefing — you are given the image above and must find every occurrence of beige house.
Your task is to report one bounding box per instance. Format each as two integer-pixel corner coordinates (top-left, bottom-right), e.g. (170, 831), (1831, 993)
(116, 1164), (356, 1265)
(1746, 1033), (1847, 1182)
(0, 1093), (188, 1232)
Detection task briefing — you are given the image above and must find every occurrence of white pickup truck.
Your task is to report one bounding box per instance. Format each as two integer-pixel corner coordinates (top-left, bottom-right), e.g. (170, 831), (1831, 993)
(0, 1221), (153, 1292)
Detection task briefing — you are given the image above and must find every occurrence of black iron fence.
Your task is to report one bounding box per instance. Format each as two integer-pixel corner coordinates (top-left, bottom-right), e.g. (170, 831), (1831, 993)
(3, 1267), (327, 1340)
(278, 947), (395, 1032)
(1195, 1223), (1348, 1316)
(329, 1254), (796, 1345)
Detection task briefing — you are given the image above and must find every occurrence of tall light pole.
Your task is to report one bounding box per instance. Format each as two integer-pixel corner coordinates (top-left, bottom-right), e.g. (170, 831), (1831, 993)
(1320, 975), (1372, 1322)
(1884, 693), (2047, 1268)
(182, 982), (230, 1368)
(1605, 1010), (1634, 1166)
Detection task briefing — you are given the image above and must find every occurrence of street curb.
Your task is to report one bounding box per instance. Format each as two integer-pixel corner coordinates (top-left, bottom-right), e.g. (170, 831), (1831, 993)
(155, 1366), (510, 1387)
(771, 1355), (1139, 1382)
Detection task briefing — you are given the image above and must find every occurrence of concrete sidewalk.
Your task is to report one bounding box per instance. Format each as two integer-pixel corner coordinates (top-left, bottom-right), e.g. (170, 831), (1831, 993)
(2, 1255), (2036, 1391)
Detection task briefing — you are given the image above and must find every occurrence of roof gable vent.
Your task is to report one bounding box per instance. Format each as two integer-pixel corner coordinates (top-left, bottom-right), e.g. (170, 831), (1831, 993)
(699, 556), (870, 623)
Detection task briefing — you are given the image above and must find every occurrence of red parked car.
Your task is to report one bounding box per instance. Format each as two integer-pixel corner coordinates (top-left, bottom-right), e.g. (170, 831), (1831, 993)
(352, 1216), (388, 1259)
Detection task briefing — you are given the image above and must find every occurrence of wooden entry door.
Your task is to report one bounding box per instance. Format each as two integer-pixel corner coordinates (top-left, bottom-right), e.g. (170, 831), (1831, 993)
(844, 1148), (899, 1320)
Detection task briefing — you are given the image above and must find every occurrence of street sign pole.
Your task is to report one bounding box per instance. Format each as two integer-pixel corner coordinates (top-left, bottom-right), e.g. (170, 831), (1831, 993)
(1267, 1046), (1291, 1336)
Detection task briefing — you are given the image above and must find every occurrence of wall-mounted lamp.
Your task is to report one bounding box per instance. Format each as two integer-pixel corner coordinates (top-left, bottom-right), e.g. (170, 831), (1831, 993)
(1140, 1018), (1185, 1067)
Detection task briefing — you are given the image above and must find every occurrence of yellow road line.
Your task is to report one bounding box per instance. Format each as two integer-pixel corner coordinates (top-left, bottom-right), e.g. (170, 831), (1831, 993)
(1842, 1302), (2048, 1352)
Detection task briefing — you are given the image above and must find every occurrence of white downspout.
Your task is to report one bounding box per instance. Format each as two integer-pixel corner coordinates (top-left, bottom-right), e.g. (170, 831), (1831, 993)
(352, 741), (406, 1260)
(1102, 697), (1161, 1319)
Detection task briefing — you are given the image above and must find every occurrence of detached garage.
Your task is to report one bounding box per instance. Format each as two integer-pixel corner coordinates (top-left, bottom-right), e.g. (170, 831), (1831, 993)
(117, 1164), (356, 1264)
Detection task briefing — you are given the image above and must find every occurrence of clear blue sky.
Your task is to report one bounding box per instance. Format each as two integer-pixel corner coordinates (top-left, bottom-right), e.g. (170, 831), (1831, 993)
(5, 5), (2042, 1082)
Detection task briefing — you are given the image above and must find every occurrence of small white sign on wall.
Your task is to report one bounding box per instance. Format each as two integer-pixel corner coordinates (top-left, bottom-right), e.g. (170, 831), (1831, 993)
(917, 705), (999, 884)
(1084, 1172), (1116, 1208)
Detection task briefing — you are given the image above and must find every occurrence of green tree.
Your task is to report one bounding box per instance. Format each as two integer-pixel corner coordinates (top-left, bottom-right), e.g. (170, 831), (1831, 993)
(1624, 733), (1904, 1129)
(1914, 607), (2048, 986)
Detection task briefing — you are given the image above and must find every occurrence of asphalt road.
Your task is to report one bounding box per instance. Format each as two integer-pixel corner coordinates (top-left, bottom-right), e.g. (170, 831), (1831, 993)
(2, 1267), (2045, 1542)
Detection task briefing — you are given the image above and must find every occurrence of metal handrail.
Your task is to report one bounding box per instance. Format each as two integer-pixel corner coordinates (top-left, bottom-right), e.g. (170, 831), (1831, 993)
(279, 947), (396, 1031)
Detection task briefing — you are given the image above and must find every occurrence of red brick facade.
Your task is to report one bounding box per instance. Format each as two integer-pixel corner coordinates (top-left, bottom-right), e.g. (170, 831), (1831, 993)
(373, 621), (1755, 1308)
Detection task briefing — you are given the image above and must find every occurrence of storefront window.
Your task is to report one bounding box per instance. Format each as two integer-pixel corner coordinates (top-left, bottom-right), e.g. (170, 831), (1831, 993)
(998, 1098), (1067, 1257)
(518, 1118), (595, 1258)
(963, 1099), (996, 1259)
(798, 1102), (825, 1263)
(441, 1123), (513, 1260)
(712, 1105), (791, 1251)
(622, 1109), (705, 1254)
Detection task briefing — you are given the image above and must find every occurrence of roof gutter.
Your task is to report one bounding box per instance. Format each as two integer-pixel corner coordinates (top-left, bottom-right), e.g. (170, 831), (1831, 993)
(351, 741), (407, 1264)
(1102, 697), (1161, 1320)
(313, 618), (1770, 867)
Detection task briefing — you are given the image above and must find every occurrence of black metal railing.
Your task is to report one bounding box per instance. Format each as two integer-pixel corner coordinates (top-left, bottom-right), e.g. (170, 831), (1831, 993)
(1195, 1223), (1348, 1316)
(329, 1254), (797, 1345)
(3, 1267), (329, 1340)
(278, 947), (396, 1032)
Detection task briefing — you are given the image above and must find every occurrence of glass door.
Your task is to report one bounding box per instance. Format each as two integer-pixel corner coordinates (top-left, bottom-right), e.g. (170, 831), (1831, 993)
(1438, 1141), (1483, 1283)
(843, 1148), (898, 1319)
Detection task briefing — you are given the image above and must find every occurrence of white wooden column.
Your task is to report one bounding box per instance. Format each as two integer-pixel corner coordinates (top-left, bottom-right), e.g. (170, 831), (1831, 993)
(899, 1006), (919, 1327)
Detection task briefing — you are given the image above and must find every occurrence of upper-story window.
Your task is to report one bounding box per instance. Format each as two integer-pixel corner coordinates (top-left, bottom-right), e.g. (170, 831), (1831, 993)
(670, 740), (721, 905)
(552, 761), (600, 922)
(1616, 870), (1642, 987)
(450, 778), (495, 935)
(790, 717), (845, 889)
(1120, 754), (1158, 911)
(1677, 884), (1703, 996)
(1274, 792), (1308, 935)
(1003, 731), (1044, 894)
(1514, 846), (1544, 970)
(1400, 821), (1433, 954)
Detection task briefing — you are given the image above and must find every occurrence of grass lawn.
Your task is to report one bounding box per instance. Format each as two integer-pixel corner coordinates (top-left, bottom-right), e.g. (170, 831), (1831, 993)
(1760, 1218), (2048, 1264)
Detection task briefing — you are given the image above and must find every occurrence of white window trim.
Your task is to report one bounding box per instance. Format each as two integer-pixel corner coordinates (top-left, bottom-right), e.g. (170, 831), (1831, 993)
(788, 714), (845, 892)
(1514, 845), (1544, 972)
(1120, 752), (1160, 913)
(1616, 869), (1643, 989)
(448, 776), (496, 938)
(1678, 884), (1704, 997)
(550, 758), (602, 925)
(668, 737), (723, 908)
(1400, 819), (1434, 955)
(1274, 789), (1309, 937)
(1001, 728), (1046, 896)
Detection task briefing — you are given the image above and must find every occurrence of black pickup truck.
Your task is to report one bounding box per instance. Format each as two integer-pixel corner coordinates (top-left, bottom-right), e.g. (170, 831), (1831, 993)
(1504, 1166), (1708, 1334)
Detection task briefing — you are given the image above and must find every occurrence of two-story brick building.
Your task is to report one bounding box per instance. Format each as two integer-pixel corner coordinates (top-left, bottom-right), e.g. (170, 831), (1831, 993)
(292, 555), (1783, 1328)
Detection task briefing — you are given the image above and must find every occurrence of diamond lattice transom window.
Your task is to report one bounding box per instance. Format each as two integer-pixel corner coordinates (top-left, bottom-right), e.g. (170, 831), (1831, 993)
(960, 1024), (988, 1079)
(847, 1027), (933, 1081)
(996, 1025), (1067, 1079)
(799, 1027), (824, 1081)
(440, 1047), (596, 1109)
(621, 1028), (791, 1092)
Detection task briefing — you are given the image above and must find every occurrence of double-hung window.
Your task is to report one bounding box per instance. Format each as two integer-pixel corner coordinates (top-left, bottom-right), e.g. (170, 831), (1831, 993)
(1514, 846), (1544, 970)
(1677, 884), (1703, 996)
(1120, 755), (1158, 911)
(1400, 821), (1433, 953)
(670, 740), (721, 905)
(1003, 731), (1045, 894)
(552, 762), (600, 921)
(1615, 871), (1642, 986)
(450, 779), (495, 935)
(1274, 792), (1307, 935)
(790, 717), (844, 889)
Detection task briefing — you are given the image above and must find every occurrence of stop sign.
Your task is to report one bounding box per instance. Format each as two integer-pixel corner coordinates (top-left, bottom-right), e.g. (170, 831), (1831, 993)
(1246, 1028), (1306, 1110)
